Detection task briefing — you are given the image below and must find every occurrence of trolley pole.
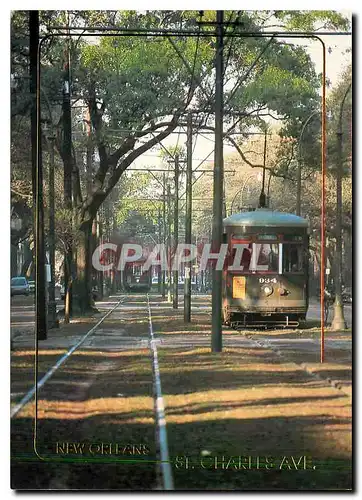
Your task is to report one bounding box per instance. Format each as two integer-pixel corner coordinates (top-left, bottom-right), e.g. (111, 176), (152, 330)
(31, 10), (47, 340)
(173, 154), (179, 309)
(258, 129), (267, 208)
(211, 10), (224, 352)
(184, 113), (192, 322)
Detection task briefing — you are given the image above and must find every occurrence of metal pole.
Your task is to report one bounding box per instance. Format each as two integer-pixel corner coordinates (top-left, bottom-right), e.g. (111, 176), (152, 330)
(31, 10), (47, 340)
(47, 135), (58, 328)
(230, 172), (261, 215)
(320, 44), (326, 363)
(184, 113), (192, 322)
(62, 33), (73, 322)
(157, 206), (162, 293)
(167, 184), (172, 303)
(258, 129), (267, 208)
(30, 11), (37, 209)
(161, 173), (166, 298)
(173, 154), (179, 309)
(267, 171), (273, 207)
(331, 83), (350, 330)
(98, 212), (104, 299)
(211, 10), (224, 353)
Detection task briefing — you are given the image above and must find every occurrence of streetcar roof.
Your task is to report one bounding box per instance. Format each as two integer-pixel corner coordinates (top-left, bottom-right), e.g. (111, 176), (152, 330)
(223, 208), (309, 228)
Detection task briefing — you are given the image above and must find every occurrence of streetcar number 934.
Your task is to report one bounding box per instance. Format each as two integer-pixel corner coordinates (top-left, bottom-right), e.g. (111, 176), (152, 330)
(259, 278), (277, 284)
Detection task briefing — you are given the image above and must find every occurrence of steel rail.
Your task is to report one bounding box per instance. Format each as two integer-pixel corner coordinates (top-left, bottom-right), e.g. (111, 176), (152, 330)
(231, 325), (351, 398)
(147, 294), (174, 491)
(11, 296), (126, 419)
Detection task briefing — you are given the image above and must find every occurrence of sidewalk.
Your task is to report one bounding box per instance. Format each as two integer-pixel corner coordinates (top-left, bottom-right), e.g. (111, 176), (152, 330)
(11, 296), (120, 349)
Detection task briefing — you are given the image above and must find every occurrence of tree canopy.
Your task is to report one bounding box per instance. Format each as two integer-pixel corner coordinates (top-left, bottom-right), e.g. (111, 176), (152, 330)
(10, 9), (351, 306)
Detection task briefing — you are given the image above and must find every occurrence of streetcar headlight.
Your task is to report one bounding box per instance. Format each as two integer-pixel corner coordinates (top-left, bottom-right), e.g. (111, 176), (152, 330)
(262, 285), (273, 296)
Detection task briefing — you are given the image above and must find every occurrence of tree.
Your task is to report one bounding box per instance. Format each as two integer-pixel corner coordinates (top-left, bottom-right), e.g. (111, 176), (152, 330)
(11, 10), (351, 312)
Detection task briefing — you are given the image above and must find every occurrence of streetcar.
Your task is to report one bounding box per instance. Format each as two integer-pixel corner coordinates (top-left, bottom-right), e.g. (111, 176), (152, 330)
(222, 208), (309, 328)
(123, 260), (152, 292)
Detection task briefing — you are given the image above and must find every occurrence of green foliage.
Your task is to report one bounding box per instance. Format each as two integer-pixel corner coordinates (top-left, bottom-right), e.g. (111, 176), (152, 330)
(115, 172), (161, 227)
(11, 9), (351, 251)
(80, 33), (212, 133)
(273, 10), (350, 31)
(326, 65), (352, 176)
(159, 145), (186, 162)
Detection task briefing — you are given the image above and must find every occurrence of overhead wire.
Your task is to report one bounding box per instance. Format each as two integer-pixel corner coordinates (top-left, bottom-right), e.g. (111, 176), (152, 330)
(185, 10), (202, 105)
(225, 35), (276, 107)
(188, 11), (237, 159)
(223, 11), (241, 79)
(171, 11), (203, 159)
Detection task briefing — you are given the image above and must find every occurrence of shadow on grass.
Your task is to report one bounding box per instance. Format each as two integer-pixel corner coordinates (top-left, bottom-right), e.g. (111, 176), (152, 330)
(11, 348), (157, 490)
(11, 338), (352, 490)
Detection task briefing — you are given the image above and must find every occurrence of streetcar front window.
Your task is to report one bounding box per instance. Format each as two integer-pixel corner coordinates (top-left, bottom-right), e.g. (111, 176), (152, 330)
(283, 243), (303, 273)
(229, 242), (280, 273)
(252, 243), (279, 272)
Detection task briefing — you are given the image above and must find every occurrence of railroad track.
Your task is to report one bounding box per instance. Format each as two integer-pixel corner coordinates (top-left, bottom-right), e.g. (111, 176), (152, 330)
(11, 293), (174, 491)
(11, 296), (127, 419)
(229, 323), (352, 398)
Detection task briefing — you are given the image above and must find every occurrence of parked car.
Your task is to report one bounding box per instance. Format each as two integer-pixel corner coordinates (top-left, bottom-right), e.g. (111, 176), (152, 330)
(11, 277), (30, 297)
(28, 280), (35, 294)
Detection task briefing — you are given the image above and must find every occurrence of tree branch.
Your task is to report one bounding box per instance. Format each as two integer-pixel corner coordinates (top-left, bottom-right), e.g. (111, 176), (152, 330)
(11, 187), (32, 199)
(106, 118), (179, 196)
(226, 135), (296, 181)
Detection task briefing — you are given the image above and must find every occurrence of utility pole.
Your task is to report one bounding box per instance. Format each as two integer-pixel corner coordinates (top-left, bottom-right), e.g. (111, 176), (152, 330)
(161, 173), (166, 298)
(211, 10), (224, 352)
(30, 11), (37, 209)
(97, 211), (104, 299)
(86, 106), (95, 300)
(47, 134), (58, 328)
(30, 10), (47, 340)
(62, 32), (73, 322)
(173, 154), (179, 309)
(332, 83), (351, 330)
(184, 113), (192, 322)
(85, 107), (93, 194)
(167, 184), (172, 303)
(157, 206), (162, 293)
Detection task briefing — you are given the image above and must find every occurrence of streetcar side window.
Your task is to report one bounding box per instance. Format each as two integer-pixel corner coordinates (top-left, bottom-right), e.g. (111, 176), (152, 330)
(283, 243), (303, 273)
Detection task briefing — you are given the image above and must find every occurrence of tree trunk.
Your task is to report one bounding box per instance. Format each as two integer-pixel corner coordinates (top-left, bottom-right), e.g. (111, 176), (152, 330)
(73, 220), (93, 313)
